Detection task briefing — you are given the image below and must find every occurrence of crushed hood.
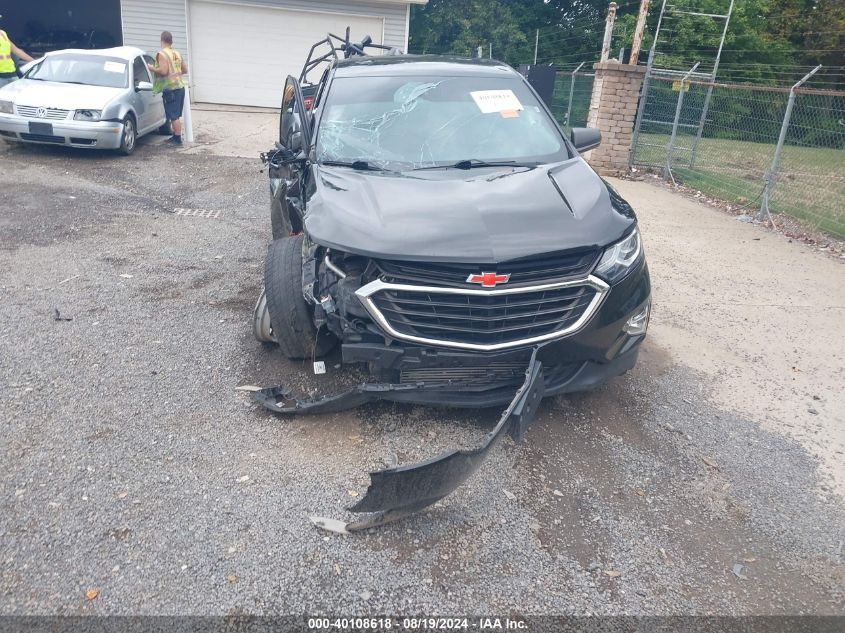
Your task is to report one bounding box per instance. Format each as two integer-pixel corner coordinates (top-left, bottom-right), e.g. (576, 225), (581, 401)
(2, 80), (123, 111)
(304, 158), (635, 263)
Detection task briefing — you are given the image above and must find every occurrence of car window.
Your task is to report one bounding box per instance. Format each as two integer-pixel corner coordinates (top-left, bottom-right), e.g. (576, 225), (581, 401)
(316, 74), (570, 170)
(133, 56), (150, 85)
(25, 54), (128, 89)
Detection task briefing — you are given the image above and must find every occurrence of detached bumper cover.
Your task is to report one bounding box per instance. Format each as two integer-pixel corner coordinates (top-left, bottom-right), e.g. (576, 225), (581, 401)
(256, 348), (545, 528)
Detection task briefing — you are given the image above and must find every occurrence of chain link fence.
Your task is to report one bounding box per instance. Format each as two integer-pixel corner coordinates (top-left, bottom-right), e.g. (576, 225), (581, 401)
(550, 67), (595, 131)
(630, 73), (845, 238)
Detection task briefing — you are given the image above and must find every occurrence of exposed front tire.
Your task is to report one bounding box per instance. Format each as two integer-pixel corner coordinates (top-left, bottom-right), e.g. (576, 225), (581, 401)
(264, 235), (335, 360)
(118, 116), (136, 155)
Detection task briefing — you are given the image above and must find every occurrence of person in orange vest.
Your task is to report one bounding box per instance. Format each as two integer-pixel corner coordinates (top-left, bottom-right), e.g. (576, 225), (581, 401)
(147, 31), (189, 145)
(0, 17), (35, 89)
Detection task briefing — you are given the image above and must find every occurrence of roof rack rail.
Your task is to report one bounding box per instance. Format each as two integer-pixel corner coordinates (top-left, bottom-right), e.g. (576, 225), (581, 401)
(299, 26), (403, 85)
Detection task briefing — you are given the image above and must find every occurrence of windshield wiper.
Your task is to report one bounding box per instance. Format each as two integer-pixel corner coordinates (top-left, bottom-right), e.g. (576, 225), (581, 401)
(320, 160), (386, 172)
(412, 159), (535, 171)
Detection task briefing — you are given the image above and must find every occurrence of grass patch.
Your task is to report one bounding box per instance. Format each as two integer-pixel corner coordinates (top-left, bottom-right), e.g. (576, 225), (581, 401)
(633, 133), (845, 238)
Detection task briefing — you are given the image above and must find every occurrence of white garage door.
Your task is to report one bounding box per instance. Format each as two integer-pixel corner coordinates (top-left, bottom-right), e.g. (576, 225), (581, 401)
(188, 1), (384, 107)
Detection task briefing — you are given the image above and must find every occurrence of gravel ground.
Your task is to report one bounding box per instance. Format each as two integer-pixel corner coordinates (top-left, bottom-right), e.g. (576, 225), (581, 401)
(1, 138), (843, 616)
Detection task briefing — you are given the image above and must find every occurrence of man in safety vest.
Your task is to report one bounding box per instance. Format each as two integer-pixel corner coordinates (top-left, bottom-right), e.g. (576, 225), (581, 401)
(0, 18), (34, 89)
(147, 31), (189, 145)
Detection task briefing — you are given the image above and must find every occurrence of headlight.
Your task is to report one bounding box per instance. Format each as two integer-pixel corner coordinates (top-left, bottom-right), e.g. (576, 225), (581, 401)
(0, 100), (13, 115)
(74, 109), (102, 121)
(594, 227), (642, 284)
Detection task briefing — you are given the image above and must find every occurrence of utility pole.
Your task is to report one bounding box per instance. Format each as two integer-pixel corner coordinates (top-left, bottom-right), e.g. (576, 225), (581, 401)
(629, 0), (651, 65)
(600, 2), (618, 63)
(534, 29), (539, 64)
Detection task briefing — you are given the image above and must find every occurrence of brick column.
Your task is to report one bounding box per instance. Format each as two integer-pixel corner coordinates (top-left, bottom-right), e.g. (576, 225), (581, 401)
(585, 61), (646, 175)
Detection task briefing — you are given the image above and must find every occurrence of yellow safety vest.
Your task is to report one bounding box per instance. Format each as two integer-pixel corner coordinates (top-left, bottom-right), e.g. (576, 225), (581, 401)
(0, 31), (16, 75)
(153, 48), (185, 93)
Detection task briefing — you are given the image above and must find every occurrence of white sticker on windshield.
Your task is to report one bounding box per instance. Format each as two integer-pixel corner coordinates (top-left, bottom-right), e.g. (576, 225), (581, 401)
(470, 89), (524, 114)
(103, 61), (126, 73)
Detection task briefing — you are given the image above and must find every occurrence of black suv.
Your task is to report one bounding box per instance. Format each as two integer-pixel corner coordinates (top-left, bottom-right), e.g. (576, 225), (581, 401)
(254, 48), (650, 524)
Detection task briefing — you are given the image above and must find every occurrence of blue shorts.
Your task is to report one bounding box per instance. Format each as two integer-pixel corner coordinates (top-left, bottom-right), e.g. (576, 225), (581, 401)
(162, 88), (185, 120)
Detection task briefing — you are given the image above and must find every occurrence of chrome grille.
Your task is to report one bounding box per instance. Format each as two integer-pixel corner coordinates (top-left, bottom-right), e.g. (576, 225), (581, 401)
(376, 249), (600, 289)
(357, 277), (609, 352)
(15, 105), (71, 120)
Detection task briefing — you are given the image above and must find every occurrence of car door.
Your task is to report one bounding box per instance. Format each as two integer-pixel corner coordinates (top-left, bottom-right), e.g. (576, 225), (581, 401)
(143, 55), (166, 126)
(275, 76), (312, 234)
(131, 56), (162, 134)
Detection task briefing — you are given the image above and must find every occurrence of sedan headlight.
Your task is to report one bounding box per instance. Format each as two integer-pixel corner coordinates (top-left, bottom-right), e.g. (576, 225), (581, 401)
(74, 109), (102, 122)
(0, 100), (13, 115)
(594, 227), (642, 284)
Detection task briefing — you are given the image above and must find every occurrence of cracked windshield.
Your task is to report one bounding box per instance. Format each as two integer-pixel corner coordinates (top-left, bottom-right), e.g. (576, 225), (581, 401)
(316, 74), (570, 170)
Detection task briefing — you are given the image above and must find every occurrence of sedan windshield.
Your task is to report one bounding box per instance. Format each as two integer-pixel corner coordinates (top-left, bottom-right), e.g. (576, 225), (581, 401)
(316, 74), (570, 170)
(25, 54), (128, 89)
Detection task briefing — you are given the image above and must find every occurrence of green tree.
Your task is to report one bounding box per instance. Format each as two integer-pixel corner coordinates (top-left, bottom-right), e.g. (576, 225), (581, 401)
(410, 0), (842, 86)
(409, 0), (534, 61)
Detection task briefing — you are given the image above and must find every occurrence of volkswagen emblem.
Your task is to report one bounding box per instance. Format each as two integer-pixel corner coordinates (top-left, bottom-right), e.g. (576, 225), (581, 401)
(36, 107), (48, 118)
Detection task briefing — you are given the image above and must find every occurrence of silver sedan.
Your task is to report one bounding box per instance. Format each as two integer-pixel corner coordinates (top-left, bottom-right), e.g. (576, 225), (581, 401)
(0, 46), (166, 155)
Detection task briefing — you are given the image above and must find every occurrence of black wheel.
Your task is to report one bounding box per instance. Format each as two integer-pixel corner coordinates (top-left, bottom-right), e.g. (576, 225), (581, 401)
(118, 116), (136, 155)
(270, 195), (291, 240)
(264, 235), (335, 360)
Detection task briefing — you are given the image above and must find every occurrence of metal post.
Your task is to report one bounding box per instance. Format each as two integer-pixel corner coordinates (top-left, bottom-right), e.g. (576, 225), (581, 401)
(629, 0), (668, 168)
(600, 2), (618, 63)
(534, 29), (539, 65)
(759, 65), (822, 220)
(183, 85), (194, 143)
(565, 62), (586, 128)
(629, 0), (651, 65)
(689, 0), (734, 169)
(665, 62), (700, 184)
(477, 45), (483, 59)
(489, 42), (492, 59)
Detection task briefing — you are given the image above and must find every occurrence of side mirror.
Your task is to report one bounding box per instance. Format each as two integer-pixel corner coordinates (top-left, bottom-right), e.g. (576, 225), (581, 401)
(136, 81), (153, 92)
(570, 127), (602, 153)
(288, 130), (303, 154)
(281, 111), (304, 153)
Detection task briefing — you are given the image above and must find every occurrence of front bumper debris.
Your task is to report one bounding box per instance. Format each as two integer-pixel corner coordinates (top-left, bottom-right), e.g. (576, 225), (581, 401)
(255, 348), (545, 531)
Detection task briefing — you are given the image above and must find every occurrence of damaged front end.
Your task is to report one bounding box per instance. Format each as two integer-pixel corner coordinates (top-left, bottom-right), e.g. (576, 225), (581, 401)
(253, 231), (648, 529)
(252, 241), (556, 529)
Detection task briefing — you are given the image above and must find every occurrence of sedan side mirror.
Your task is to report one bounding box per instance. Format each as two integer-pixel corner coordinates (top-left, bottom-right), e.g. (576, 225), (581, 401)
(136, 81), (153, 92)
(570, 127), (602, 153)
